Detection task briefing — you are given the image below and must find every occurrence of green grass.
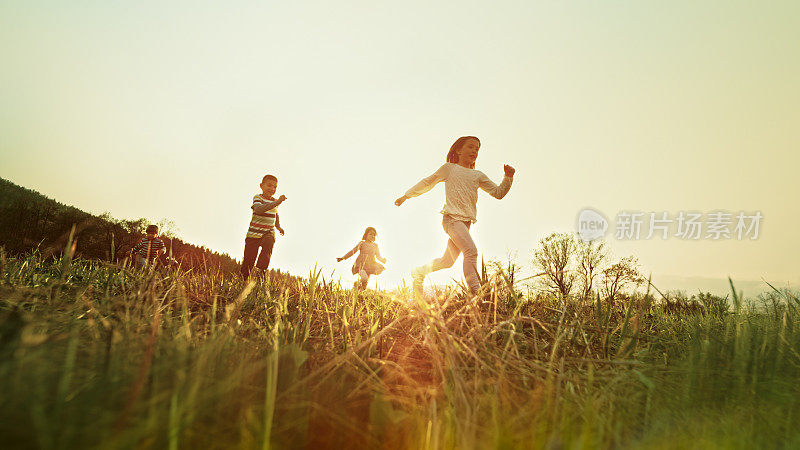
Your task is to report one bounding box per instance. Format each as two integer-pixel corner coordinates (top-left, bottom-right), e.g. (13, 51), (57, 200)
(1, 248), (799, 449)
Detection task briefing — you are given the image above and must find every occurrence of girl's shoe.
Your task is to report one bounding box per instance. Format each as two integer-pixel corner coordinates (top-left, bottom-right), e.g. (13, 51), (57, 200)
(411, 266), (426, 295)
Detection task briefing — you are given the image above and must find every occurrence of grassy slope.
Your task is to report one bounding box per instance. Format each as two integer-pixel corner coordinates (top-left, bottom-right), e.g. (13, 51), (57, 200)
(1, 248), (799, 449)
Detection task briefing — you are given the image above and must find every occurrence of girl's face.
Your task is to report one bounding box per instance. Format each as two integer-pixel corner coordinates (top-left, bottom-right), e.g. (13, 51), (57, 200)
(457, 138), (480, 167)
(366, 231), (377, 242)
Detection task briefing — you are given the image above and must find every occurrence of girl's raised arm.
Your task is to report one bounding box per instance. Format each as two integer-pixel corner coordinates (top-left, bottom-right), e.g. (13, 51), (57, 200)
(337, 241), (362, 261)
(478, 167), (514, 199)
(395, 163), (450, 206)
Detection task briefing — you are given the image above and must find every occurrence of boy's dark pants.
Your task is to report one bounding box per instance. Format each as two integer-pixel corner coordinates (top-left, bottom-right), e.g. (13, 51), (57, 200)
(241, 232), (275, 279)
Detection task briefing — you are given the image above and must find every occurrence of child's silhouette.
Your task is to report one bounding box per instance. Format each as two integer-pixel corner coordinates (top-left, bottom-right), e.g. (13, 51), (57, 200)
(337, 227), (386, 289)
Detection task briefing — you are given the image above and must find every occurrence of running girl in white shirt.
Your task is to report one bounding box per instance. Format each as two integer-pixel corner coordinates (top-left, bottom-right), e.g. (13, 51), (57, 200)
(394, 136), (515, 294)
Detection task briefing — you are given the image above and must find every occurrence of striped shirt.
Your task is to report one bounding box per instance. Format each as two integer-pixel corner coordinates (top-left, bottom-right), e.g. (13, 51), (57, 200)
(246, 194), (279, 239)
(133, 236), (165, 261)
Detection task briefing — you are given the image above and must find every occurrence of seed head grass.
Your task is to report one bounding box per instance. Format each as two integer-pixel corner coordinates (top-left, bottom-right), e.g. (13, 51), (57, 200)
(1, 251), (799, 449)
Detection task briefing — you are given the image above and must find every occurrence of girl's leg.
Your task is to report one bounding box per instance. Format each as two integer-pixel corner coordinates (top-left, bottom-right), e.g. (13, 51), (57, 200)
(420, 215), (463, 273)
(430, 238), (461, 271)
(412, 215), (475, 294)
(359, 269), (369, 288)
(442, 219), (480, 293)
(411, 222), (461, 288)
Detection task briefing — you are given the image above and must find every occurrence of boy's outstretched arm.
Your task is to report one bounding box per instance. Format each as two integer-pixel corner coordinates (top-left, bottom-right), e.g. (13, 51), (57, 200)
(479, 165), (515, 199)
(395, 163), (449, 206)
(275, 214), (284, 235)
(253, 195), (287, 213)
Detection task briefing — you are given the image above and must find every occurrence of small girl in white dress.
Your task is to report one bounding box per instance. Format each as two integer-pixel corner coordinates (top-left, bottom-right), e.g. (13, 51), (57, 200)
(337, 227), (387, 289)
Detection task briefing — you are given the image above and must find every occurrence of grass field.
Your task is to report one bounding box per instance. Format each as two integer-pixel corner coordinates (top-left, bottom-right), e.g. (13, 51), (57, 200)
(1, 245), (799, 449)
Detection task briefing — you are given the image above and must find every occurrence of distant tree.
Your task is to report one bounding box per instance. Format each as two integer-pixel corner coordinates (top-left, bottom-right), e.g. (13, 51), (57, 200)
(119, 218), (148, 236)
(533, 232), (578, 300)
(154, 219), (179, 239)
(577, 239), (608, 300)
(601, 256), (645, 304)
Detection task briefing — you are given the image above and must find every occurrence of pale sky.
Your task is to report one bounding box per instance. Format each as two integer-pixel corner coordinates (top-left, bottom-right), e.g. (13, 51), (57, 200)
(2, 1), (799, 295)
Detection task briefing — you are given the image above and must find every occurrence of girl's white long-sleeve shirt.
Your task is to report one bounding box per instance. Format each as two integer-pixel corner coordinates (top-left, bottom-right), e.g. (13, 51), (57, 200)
(404, 162), (513, 223)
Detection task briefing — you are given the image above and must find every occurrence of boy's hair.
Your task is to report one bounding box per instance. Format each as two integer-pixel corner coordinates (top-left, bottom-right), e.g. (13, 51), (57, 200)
(146, 225), (159, 235)
(261, 174), (278, 185)
(446, 136), (480, 168)
(362, 227), (377, 241)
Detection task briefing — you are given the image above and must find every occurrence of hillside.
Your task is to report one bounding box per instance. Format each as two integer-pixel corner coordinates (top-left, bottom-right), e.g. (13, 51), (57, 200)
(0, 177), (238, 272)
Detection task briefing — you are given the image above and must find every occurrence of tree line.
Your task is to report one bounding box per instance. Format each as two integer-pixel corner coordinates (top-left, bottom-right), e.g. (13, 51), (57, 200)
(532, 232), (645, 303)
(0, 178), (238, 273)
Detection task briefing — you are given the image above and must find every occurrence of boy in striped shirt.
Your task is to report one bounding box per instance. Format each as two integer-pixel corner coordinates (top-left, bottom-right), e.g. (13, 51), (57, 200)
(241, 174), (286, 279)
(132, 224), (166, 267)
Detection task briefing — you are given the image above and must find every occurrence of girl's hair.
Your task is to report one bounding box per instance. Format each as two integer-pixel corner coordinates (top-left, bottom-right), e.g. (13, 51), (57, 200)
(362, 227), (377, 240)
(446, 136), (480, 168)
